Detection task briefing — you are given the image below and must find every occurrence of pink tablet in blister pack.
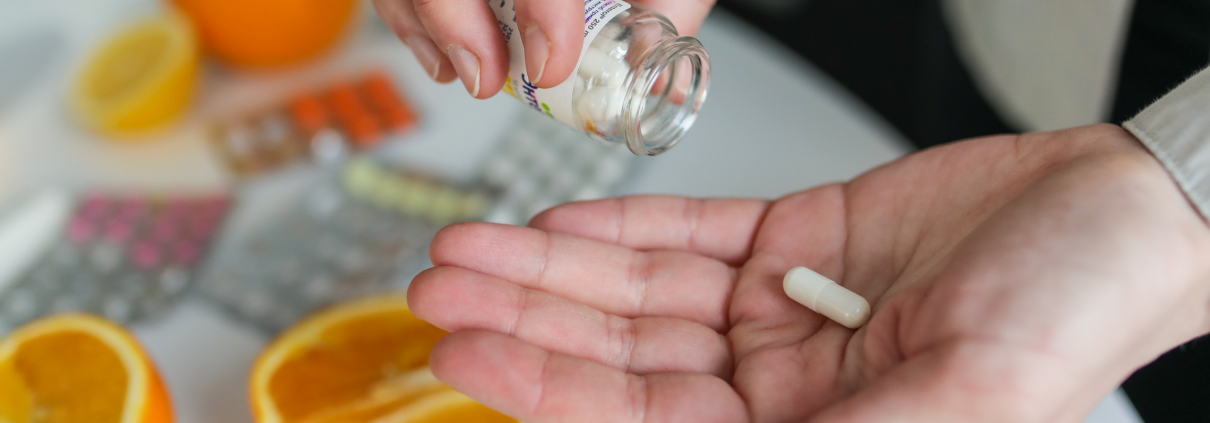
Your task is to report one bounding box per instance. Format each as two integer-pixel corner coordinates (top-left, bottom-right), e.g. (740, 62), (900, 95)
(0, 192), (230, 330)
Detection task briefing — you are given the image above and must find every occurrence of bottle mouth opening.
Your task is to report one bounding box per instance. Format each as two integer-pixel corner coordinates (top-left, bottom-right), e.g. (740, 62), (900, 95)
(621, 36), (710, 156)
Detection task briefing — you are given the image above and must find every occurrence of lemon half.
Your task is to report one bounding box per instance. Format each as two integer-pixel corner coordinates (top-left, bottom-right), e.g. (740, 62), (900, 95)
(71, 13), (199, 136)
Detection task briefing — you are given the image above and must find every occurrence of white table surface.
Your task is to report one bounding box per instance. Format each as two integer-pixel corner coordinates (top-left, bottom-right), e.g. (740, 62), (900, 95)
(0, 1), (1141, 422)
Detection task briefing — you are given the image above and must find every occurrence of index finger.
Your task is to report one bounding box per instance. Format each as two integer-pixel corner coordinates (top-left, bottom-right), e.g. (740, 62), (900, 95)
(528, 196), (771, 265)
(429, 222), (736, 330)
(432, 331), (749, 423)
(412, 0), (509, 98)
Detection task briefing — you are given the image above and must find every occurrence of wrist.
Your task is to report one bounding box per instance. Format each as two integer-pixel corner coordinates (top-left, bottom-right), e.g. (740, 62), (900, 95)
(1101, 130), (1210, 338)
(1035, 124), (1210, 335)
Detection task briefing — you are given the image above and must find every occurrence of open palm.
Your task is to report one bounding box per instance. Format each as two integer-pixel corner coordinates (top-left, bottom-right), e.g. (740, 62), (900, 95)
(407, 124), (1210, 422)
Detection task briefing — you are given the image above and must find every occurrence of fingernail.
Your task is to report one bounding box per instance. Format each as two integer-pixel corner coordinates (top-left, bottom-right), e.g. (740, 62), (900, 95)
(405, 35), (442, 80)
(523, 26), (549, 85)
(447, 45), (481, 97)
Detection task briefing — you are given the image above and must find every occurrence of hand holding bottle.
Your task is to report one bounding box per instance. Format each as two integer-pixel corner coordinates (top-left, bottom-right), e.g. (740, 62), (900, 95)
(371, 0), (715, 98)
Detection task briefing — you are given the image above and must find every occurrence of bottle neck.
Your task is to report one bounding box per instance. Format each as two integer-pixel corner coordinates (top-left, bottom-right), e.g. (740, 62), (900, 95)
(619, 36), (710, 156)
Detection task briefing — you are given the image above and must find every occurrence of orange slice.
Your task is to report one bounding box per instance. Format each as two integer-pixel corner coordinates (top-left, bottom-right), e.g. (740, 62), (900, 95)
(249, 295), (516, 423)
(0, 314), (172, 423)
(71, 13), (199, 136)
(371, 389), (518, 423)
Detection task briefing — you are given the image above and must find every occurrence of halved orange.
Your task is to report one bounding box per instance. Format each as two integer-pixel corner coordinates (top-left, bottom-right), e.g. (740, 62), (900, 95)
(0, 314), (172, 423)
(249, 295), (517, 423)
(70, 13), (199, 136)
(369, 389), (519, 423)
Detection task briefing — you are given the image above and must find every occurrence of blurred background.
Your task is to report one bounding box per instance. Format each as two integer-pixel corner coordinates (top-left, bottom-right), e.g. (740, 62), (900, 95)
(0, 0), (1204, 421)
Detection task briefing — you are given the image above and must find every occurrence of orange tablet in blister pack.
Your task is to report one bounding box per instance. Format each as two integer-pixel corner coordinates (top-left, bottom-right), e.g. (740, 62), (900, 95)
(210, 70), (420, 179)
(288, 94), (329, 135)
(329, 82), (382, 148)
(364, 71), (418, 131)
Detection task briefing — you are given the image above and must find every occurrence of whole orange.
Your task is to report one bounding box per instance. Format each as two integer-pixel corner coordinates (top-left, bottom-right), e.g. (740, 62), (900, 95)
(171, 0), (358, 68)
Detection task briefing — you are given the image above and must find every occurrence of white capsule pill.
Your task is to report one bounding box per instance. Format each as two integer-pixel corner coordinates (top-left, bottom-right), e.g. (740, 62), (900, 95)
(578, 49), (630, 87)
(578, 47), (612, 79)
(783, 266), (870, 329)
(578, 88), (609, 122)
(600, 61), (631, 87)
(578, 87), (624, 123)
(574, 76), (587, 100)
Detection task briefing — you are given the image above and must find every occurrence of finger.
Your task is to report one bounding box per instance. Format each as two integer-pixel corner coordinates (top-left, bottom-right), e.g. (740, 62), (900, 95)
(431, 330), (749, 423)
(409, 266), (733, 377)
(528, 196), (771, 265)
(514, 0), (583, 88)
(634, 0), (716, 36)
(412, 0), (509, 98)
(431, 222), (735, 330)
(372, 0), (457, 82)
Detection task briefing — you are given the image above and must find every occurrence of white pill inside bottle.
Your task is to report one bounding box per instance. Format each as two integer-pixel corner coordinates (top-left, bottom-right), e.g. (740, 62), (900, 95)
(578, 47), (613, 80)
(783, 266), (870, 329)
(578, 87), (624, 123)
(579, 48), (630, 87)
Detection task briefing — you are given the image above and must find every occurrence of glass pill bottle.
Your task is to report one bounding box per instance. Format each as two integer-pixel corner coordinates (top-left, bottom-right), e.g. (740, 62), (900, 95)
(491, 0), (711, 155)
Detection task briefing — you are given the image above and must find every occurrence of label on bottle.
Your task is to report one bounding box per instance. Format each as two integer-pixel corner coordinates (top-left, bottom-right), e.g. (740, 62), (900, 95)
(490, 0), (631, 129)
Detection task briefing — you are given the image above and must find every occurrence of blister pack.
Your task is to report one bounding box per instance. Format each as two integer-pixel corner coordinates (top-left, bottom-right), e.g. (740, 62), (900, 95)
(480, 111), (638, 225)
(0, 192), (230, 331)
(209, 71), (419, 179)
(199, 159), (495, 332)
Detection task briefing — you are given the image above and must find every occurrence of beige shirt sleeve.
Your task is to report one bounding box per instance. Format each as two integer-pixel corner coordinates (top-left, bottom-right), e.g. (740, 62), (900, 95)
(1123, 67), (1210, 220)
